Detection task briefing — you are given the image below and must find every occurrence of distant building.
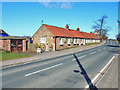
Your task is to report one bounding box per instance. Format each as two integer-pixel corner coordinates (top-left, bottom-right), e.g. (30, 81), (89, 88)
(32, 24), (100, 51)
(0, 29), (10, 37)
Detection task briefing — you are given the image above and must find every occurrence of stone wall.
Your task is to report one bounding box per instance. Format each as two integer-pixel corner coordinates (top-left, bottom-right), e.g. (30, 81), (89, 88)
(32, 25), (100, 51)
(28, 44), (37, 53)
(55, 37), (81, 50)
(33, 25), (54, 51)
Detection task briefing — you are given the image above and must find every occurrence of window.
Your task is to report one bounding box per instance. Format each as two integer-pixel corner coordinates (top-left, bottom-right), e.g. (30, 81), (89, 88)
(77, 39), (79, 44)
(18, 40), (22, 45)
(68, 38), (71, 45)
(74, 39), (76, 44)
(59, 38), (63, 45)
(11, 40), (16, 45)
(41, 37), (46, 44)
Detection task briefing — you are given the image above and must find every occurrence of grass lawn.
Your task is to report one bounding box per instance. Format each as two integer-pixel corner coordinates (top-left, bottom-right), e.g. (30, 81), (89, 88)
(85, 42), (101, 46)
(1, 52), (32, 61)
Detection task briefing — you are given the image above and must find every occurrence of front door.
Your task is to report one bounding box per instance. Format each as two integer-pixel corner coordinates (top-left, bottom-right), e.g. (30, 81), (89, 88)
(11, 40), (23, 52)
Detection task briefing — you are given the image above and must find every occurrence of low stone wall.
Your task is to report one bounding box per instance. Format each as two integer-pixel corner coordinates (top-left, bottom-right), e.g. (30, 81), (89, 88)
(28, 44), (37, 53)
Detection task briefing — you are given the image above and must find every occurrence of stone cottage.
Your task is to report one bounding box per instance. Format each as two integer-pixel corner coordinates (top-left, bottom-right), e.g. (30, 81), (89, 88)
(32, 24), (100, 51)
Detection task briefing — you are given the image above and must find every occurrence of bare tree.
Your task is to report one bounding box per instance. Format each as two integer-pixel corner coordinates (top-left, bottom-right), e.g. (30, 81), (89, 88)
(92, 15), (109, 40)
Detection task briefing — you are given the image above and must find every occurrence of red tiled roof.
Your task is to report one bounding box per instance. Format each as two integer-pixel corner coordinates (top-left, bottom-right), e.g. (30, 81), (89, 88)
(70, 30), (85, 38)
(43, 24), (99, 39)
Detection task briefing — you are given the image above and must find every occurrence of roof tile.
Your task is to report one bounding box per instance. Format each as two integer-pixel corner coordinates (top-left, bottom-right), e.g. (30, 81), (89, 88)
(44, 24), (99, 39)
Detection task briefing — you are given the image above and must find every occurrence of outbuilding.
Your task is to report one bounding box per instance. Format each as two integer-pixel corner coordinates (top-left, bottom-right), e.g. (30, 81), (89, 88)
(0, 29), (30, 52)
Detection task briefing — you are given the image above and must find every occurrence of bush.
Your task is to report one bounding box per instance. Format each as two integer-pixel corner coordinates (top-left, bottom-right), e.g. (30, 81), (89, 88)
(35, 44), (41, 48)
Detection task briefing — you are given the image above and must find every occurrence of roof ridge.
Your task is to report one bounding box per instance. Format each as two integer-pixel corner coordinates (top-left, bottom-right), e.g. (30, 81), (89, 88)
(43, 24), (66, 29)
(43, 24), (78, 31)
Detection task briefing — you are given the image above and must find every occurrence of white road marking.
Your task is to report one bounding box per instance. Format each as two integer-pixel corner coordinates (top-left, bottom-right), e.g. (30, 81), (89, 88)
(84, 54), (117, 89)
(25, 63), (63, 77)
(78, 55), (86, 59)
(98, 49), (102, 51)
(103, 47), (106, 49)
(72, 59), (76, 61)
(72, 55), (86, 61)
(90, 51), (96, 55)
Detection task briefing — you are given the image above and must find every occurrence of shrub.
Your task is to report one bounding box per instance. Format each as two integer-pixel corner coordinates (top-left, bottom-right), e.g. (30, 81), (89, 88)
(35, 44), (41, 48)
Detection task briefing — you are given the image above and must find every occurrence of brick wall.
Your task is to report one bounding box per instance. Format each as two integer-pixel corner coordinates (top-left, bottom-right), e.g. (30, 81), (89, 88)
(23, 39), (26, 52)
(0, 39), (10, 51)
(8, 40), (11, 51)
(0, 40), (3, 49)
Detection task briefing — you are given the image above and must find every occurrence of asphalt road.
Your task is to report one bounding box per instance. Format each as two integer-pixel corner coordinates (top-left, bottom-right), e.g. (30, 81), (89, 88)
(2, 40), (119, 88)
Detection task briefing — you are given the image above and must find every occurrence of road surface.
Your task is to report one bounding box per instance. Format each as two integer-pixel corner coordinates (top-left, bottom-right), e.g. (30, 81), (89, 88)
(2, 40), (119, 88)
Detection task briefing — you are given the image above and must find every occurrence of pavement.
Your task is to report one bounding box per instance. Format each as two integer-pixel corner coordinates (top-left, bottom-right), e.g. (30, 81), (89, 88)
(1, 41), (106, 67)
(1, 40), (119, 88)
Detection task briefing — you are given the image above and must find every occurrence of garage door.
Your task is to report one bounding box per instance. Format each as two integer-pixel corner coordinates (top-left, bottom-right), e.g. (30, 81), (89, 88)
(11, 39), (23, 52)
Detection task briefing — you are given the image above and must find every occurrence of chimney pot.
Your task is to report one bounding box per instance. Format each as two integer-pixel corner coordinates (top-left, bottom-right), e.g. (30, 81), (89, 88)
(77, 27), (79, 31)
(66, 24), (69, 29)
(90, 31), (92, 33)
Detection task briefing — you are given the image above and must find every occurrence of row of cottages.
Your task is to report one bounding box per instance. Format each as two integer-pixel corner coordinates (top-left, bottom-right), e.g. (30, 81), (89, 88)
(0, 29), (30, 52)
(32, 24), (100, 51)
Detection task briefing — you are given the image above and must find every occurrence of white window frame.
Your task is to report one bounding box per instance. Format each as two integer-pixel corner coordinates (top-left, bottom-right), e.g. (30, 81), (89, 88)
(83, 39), (85, 45)
(59, 38), (63, 45)
(41, 37), (46, 44)
(74, 39), (76, 44)
(68, 38), (71, 45)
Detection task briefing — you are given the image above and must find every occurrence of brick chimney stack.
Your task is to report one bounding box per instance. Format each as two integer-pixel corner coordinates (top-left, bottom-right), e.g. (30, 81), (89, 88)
(77, 27), (79, 31)
(66, 24), (69, 29)
(90, 31), (92, 33)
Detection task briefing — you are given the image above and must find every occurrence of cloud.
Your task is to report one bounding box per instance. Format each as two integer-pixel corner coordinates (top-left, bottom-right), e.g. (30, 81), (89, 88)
(60, 2), (74, 9)
(40, 2), (60, 8)
(38, 1), (74, 9)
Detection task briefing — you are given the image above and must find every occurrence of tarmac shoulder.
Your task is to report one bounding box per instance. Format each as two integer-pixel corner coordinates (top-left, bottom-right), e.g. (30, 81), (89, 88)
(96, 55), (118, 89)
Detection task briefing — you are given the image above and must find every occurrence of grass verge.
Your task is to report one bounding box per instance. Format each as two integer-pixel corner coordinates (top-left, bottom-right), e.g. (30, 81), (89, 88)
(1, 52), (32, 61)
(85, 42), (101, 46)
